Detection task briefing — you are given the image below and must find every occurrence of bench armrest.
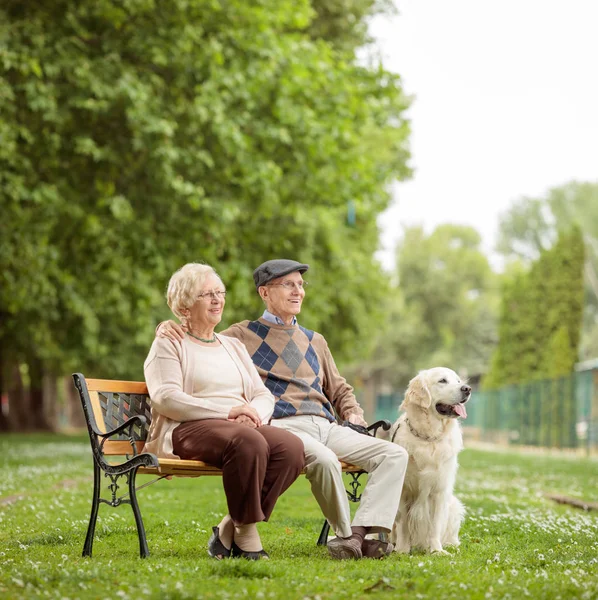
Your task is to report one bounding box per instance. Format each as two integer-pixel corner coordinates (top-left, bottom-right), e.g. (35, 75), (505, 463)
(367, 419), (392, 437)
(98, 415), (148, 439)
(98, 415), (147, 458)
(342, 419), (392, 438)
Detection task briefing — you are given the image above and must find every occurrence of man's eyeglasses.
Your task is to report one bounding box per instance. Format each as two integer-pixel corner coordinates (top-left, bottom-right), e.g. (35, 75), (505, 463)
(267, 281), (308, 291)
(197, 290), (227, 301)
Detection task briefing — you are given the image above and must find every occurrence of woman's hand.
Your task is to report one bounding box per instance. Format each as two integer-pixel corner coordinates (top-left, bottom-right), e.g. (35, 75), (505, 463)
(228, 405), (261, 427)
(157, 320), (186, 342)
(232, 415), (258, 428)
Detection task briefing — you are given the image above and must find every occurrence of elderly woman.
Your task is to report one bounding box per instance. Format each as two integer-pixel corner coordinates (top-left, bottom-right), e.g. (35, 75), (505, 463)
(144, 263), (304, 560)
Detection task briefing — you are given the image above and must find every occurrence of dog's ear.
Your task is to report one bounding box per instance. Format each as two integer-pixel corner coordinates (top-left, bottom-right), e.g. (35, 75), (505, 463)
(401, 373), (432, 411)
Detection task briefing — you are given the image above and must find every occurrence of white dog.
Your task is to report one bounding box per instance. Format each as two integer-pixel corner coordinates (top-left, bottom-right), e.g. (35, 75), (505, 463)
(379, 367), (470, 554)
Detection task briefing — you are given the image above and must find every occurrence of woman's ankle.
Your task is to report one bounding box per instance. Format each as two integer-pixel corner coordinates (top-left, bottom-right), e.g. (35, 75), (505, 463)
(233, 523), (262, 552)
(217, 515), (234, 549)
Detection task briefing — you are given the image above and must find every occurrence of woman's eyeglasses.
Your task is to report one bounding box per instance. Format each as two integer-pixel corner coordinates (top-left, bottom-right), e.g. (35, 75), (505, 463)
(197, 290), (227, 301)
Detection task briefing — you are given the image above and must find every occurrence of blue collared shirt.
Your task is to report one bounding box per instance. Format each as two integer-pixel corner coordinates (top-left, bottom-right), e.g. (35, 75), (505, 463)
(261, 310), (297, 326)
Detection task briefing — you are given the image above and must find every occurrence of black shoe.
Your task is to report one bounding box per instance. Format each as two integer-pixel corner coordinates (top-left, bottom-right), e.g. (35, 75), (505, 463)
(208, 526), (231, 559)
(230, 541), (269, 560)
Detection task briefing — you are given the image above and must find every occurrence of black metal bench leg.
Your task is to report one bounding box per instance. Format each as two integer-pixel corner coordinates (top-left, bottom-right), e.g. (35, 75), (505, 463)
(317, 520), (331, 546)
(128, 467), (150, 558)
(83, 462), (101, 557)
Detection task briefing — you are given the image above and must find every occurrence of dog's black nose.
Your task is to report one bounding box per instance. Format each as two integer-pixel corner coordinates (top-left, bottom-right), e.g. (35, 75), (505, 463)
(461, 385), (471, 394)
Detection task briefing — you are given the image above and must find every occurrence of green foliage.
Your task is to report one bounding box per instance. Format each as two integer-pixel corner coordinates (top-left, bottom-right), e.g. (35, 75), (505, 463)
(484, 226), (585, 388)
(0, 0), (411, 396)
(308, 0), (395, 52)
(544, 327), (574, 378)
(497, 181), (598, 360)
(366, 224), (498, 387)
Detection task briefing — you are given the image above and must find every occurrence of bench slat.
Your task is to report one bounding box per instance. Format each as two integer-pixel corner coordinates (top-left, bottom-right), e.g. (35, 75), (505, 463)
(103, 440), (146, 455)
(86, 379), (149, 394)
(89, 391), (107, 434)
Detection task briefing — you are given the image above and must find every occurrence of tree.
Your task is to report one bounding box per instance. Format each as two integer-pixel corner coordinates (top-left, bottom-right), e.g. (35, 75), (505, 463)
(362, 224), (499, 389)
(484, 226), (585, 388)
(0, 0), (410, 429)
(497, 181), (598, 360)
(308, 0), (395, 53)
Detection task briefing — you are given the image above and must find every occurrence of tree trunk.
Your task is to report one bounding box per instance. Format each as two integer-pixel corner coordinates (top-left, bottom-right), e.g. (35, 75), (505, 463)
(43, 373), (59, 432)
(28, 356), (52, 431)
(65, 375), (86, 429)
(0, 342), (9, 432)
(8, 364), (28, 431)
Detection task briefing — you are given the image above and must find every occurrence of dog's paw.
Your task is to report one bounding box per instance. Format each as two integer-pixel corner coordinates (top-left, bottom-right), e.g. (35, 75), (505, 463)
(430, 548), (449, 555)
(394, 544), (411, 554)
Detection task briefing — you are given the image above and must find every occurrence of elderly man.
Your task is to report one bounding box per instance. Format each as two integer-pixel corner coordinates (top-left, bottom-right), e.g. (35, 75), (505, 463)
(158, 259), (408, 559)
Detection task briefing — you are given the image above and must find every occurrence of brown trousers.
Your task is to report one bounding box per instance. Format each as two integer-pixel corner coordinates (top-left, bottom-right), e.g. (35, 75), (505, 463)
(172, 420), (304, 525)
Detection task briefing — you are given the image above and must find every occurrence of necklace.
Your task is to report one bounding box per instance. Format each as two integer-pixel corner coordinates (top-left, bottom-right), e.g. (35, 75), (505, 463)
(187, 331), (217, 343)
(405, 418), (442, 443)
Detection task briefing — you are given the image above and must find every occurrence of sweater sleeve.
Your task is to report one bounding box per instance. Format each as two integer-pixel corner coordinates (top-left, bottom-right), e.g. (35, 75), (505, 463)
(144, 338), (230, 421)
(318, 335), (366, 424)
(220, 322), (246, 342)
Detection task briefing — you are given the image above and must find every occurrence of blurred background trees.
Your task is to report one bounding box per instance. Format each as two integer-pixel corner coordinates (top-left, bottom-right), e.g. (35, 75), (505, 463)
(496, 181), (598, 361)
(0, 0), (410, 430)
(360, 224), (499, 388)
(0, 0), (594, 432)
(484, 225), (585, 388)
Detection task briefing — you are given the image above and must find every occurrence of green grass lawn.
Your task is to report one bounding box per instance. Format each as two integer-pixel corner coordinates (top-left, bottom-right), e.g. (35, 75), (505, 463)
(1, 434), (597, 600)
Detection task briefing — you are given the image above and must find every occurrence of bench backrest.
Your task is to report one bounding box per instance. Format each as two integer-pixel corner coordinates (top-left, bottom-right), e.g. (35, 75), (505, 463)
(73, 374), (151, 456)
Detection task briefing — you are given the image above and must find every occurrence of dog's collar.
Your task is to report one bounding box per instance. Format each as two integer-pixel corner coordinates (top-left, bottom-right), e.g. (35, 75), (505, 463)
(405, 418), (443, 443)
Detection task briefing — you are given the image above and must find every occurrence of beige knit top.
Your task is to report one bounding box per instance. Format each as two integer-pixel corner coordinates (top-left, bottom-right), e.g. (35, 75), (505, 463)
(143, 335), (275, 459)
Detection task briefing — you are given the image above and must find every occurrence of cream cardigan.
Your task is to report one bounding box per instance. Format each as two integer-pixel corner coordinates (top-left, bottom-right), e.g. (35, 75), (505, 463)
(143, 335), (275, 459)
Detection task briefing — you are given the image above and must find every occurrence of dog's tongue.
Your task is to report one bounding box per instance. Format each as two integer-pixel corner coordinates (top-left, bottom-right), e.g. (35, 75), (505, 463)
(454, 403), (467, 419)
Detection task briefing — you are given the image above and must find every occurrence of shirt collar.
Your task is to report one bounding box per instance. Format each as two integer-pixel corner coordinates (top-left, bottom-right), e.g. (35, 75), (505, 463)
(262, 310), (297, 326)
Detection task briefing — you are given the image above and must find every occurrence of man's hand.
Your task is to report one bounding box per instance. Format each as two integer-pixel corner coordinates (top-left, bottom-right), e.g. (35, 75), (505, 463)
(228, 405), (261, 427)
(346, 413), (368, 428)
(157, 320), (186, 342)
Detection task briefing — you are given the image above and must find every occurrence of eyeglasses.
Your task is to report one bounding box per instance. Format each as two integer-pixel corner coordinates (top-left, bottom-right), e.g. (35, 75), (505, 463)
(197, 290), (227, 301)
(267, 281), (308, 291)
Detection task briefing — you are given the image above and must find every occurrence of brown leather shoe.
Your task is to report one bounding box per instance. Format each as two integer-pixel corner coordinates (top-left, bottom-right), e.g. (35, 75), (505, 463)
(361, 539), (394, 559)
(327, 535), (363, 560)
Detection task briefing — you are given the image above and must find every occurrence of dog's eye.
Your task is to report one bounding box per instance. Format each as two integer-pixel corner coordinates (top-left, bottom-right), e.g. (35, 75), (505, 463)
(439, 378), (447, 384)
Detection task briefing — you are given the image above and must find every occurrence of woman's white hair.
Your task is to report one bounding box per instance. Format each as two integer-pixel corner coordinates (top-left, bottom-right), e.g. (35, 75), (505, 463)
(166, 263), (223, 321)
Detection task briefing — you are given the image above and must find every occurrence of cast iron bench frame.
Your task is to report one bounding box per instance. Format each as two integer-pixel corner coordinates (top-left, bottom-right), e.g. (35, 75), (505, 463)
(73, 373), (390, 558)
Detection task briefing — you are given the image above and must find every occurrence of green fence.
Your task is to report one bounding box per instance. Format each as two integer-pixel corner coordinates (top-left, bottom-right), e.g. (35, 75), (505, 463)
(374, 370), (597, 454)
(466, 370), (596, 453)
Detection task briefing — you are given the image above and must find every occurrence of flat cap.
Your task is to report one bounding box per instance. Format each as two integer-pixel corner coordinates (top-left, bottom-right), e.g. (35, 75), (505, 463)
(253, 259), (309, 290)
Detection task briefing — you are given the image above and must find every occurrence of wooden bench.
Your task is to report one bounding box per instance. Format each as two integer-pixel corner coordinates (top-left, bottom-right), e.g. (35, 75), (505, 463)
(73, 373), (390, 558)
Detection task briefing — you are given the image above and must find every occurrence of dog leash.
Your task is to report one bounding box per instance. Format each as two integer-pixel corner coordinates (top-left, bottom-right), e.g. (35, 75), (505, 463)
(391, 422), (400, 444)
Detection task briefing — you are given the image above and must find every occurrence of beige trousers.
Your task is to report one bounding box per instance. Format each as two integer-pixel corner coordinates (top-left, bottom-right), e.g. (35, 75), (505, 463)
(271, 415), (408, 538)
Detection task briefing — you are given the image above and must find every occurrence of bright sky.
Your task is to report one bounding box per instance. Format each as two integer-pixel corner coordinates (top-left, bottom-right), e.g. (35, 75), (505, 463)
(372, 0), (598, 271)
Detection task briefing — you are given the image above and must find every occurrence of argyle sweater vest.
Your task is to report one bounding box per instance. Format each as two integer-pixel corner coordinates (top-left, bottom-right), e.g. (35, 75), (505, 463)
(222, 318), (337, 422)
